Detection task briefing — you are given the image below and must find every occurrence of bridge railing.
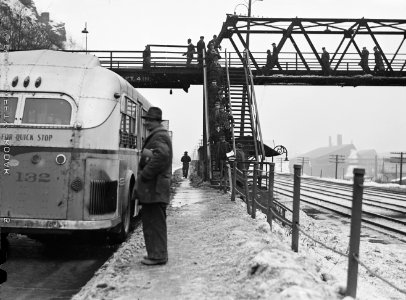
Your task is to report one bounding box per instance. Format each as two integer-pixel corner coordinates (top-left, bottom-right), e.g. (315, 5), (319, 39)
(227, 51), (406, 73)
(66, 47), (406, 73)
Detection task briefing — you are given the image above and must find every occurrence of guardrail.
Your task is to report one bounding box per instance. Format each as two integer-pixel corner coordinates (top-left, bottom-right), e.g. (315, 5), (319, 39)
(65, 48), (406, 73)
(228, 162), (406, 298)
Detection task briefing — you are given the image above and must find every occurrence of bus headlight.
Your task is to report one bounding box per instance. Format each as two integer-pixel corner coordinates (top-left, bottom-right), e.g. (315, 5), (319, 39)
(70, 177), (83, 192)
(56, 154), (67, 165)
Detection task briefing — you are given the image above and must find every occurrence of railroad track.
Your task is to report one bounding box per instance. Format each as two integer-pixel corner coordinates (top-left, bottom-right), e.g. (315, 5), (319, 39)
(272, 174), (406, 236)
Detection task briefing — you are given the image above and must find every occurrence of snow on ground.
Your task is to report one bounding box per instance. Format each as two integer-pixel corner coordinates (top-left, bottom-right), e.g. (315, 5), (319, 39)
(73, 171), (406, 300)
(272, 192), (406, 300)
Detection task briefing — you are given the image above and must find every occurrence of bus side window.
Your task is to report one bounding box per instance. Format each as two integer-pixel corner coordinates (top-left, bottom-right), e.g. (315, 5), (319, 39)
(119, 97), (137, 149)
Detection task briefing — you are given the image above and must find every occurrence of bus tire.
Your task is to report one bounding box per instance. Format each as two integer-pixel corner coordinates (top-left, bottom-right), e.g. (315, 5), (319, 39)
(131, 186), (141, 218)
(109, 190), (131, 244)
(0, 234), (9, 264)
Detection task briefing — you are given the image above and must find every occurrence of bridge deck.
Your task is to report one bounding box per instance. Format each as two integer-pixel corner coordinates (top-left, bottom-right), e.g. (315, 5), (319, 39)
(70, 42), (406, 89)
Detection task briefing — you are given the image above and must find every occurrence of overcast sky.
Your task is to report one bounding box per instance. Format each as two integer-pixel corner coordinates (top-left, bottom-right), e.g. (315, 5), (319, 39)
(33, 0), (406, 164)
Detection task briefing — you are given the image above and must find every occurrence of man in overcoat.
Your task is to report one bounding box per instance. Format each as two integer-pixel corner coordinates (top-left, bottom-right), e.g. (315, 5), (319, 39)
(137, 107), (173, 265)
(196, 36), (205, 66)
(359, 47), (370, 74)
(181, 151), (191, 178)
(321, 47), (331, 75)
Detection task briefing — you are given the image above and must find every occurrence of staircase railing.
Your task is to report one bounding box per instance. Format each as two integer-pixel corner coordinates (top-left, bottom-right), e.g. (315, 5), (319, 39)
(243, 49), (266, 161)
(224, 50), (237, 157)
(202, 49), (212, 181)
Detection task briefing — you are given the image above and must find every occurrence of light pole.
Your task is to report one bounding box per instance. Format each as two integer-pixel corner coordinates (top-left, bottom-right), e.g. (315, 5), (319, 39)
(81, 22), (89, 53)
(234, 0), (263, 49)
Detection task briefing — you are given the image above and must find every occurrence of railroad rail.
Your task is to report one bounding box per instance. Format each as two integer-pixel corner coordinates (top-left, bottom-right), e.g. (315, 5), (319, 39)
(273, 175), (406, 236)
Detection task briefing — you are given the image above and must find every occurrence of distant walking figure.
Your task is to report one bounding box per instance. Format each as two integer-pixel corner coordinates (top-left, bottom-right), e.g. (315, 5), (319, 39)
(181, 151), (191, 178)
(321, 47), (331, 75)
(373, 46), (385, 74)
(359, 47), (370, 74)
(183, 38), (196, 66)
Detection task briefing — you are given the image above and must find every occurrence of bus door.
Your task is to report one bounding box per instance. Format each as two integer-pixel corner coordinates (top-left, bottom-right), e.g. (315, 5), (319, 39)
(0, 95), (75, 220)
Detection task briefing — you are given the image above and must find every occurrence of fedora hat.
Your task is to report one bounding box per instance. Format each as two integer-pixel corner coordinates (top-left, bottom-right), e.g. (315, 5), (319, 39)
(142, 107), (163, 121)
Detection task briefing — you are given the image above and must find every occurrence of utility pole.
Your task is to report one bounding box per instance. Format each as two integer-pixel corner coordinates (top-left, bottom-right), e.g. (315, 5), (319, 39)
(390, 152), (406, 185)
(247, 0), (252, 49)
(329, 154), (345, 179)
(296, 157), (309, 175)
(246, 0), (263, 49)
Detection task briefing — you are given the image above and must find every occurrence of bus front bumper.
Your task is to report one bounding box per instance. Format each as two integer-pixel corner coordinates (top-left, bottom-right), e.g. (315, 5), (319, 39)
(0, 217), (121, 232)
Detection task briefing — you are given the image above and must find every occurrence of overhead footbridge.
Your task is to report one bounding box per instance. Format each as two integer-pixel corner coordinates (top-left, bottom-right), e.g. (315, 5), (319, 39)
(67, 16), (406, 181)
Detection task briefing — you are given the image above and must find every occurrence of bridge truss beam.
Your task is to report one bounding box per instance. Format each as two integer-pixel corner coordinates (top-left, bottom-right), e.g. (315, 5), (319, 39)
(218, 16), (406, 86)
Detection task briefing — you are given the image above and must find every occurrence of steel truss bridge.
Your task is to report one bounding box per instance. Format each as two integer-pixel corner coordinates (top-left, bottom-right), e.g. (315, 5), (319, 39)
(72, 16), (406, 181)
(77, 16), (406, 90)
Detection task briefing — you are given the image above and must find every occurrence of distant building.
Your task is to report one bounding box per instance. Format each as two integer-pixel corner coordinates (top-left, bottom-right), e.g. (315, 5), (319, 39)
(290, 135), (356, 179)
(291, 135), (382, 180)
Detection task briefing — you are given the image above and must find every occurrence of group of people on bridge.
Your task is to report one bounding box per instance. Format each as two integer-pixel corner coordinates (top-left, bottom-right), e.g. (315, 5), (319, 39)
(143, 38), (388, 76)
(182, 35), (222, 67)
(320, 45), (386, 75)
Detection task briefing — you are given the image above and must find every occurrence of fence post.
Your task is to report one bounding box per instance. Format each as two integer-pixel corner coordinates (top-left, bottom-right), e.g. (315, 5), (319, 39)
(251, 166), (257, 219)
(346, 168), (365, 298)
(267, 163), (275, 229)
(292, 164), (301, 252)
(231, 161), (236, 201)
(243, 170), (251, 214)
(227, 162), (232, 193)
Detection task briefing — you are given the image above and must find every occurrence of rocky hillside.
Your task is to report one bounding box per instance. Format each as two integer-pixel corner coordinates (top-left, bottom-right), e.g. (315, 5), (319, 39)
(0, 0), (66, 50)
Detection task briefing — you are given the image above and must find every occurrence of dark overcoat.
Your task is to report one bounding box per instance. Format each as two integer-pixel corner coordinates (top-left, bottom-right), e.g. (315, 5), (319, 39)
(137, 125), (173, 204)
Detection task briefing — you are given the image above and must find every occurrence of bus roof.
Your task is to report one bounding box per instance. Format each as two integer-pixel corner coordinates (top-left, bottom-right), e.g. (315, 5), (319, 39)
(0, 50), (151, 128)
(1, 49), (101, 69)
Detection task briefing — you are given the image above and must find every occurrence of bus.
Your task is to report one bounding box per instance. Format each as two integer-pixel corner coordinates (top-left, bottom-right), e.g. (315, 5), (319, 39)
(0, 50), (153, 242)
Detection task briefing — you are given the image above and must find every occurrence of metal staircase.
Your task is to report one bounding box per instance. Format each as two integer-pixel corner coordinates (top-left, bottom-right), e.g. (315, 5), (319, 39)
(224, 50), (266, 162)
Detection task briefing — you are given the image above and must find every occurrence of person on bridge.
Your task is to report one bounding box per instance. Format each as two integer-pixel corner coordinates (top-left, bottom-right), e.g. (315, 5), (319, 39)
(137, 107), (173, 265)
(181, 151), (192, 178)
(183, 38), (196, 66)
(196, 36), (205, 67)
(270, 43), (282, 71)
(143, 45), (151, 69)
(359, 47), (370, 74)
(208, 35), (222, 54)
(261, 49), (273, 74)
(321, 47), (331, 75)
(373, 46), (385, 74)
(206, 43), (220, 64)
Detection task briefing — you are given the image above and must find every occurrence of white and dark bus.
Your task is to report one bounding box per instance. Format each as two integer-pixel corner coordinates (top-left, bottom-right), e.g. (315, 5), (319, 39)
(0, 50), (153, 242)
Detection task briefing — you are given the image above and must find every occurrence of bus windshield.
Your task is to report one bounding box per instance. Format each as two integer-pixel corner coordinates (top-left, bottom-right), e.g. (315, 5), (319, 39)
(22, 98), (72, 125)
(0, 97), (18, 124)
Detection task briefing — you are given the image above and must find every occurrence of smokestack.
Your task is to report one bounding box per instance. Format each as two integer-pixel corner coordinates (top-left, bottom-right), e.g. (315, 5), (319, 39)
(329, 136), (332, 147)
(337, 134), (342, 146)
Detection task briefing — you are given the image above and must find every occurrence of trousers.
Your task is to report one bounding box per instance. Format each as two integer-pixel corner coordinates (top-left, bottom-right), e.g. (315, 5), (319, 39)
(141, 203), (168, 260)
(182, 164), (189, 178)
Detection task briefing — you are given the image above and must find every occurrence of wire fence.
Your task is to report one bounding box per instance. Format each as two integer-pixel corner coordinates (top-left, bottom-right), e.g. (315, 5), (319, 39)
(228, 161), (406, 298)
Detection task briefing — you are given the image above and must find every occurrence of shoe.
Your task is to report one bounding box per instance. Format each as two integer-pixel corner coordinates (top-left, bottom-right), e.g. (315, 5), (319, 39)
(141, 258), (168, 265)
